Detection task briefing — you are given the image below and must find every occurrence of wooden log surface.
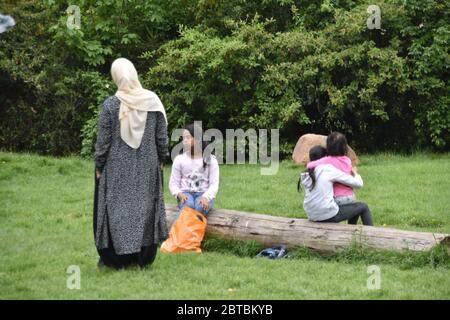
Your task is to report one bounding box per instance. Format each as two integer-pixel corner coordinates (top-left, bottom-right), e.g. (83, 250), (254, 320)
(165, 204), (450, 253)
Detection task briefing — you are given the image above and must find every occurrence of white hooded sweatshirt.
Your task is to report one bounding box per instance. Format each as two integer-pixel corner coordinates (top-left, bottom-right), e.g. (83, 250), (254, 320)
(300, 164), (363, 221)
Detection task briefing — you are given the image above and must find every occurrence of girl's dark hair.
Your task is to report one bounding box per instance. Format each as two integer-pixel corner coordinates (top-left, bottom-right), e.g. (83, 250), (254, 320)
(326, 132), (348, 156)
(184, 123), (211, 169)
(297, 145), (327, 192)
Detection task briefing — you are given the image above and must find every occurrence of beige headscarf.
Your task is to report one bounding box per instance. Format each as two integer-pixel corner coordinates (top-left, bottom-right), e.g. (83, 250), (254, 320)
(111, 58), (168, 149)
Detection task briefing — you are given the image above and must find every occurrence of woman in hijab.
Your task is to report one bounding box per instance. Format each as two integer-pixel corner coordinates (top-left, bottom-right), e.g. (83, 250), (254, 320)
(93, 58), (169, 269)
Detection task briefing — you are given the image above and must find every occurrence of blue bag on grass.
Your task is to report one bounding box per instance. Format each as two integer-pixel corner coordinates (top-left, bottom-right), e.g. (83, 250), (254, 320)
(256, 245), (288, 259)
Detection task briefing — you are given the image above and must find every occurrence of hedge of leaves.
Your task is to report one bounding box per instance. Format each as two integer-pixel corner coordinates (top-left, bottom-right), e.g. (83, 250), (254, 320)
(1, 0), (448, 158)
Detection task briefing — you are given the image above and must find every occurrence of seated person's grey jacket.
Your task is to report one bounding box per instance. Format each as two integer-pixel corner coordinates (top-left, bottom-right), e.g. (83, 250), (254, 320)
(300, 164), (363, 221)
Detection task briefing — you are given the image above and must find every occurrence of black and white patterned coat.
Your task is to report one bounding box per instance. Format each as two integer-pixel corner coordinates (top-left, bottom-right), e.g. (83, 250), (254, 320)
(94, 96), (169, 255)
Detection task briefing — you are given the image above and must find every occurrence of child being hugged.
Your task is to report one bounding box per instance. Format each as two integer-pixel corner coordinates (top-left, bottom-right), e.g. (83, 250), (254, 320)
(306, 132), (356, 205)
(169, 123), (219, 218)
(299, 145), (373, 226)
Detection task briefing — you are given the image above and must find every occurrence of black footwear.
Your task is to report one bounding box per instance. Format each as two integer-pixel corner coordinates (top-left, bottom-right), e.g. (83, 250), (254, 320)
(97, 258), (106, 268)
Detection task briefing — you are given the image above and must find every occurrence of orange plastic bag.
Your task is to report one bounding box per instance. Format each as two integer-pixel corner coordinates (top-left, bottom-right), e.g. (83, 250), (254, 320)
(160, 206), (207, 253)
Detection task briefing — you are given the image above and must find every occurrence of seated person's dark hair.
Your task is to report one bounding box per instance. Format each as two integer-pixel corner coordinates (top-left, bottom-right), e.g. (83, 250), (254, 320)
(298, 145), (327, 192)
(326, 132), (348, 156)
(309, 145), (327, 161)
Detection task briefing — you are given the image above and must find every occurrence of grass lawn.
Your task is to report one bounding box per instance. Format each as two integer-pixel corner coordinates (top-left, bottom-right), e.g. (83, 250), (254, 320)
(0, 151), (449, 299)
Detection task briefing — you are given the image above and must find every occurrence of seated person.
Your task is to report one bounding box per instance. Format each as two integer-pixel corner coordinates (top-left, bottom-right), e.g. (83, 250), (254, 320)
(299, 145), (373, 226)
(169, 123), (219, 218)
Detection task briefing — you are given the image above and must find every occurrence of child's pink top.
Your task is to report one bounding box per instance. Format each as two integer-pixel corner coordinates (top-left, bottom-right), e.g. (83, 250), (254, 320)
(306, 156), (353, 197)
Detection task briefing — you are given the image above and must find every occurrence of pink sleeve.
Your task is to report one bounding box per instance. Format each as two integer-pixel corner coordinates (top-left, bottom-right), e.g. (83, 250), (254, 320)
(342, 156), (352, 171)
(306, 156), (330, 169)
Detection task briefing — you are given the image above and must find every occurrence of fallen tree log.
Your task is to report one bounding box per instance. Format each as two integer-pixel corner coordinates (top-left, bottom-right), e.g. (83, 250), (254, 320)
(165, 205), (450, 253)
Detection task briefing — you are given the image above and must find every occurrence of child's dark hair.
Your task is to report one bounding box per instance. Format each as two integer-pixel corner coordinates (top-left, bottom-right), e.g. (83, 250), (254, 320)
(184, 123), (211, 169)
(326, 132), (348, 156)
(297, 145), (327, 192)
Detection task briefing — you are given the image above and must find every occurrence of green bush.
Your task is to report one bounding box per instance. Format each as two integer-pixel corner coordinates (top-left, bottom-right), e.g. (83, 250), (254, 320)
(0, 0), (196, 156)
(0, 1), (86, 155)
(1, 0), (448, 157)
(142, 0), (449, 154)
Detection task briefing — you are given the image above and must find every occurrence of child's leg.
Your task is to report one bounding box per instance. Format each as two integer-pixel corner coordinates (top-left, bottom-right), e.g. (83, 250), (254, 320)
(327, 202), (373, 226)
(193, 193), (214, 216)
(352, 202), (373, 226)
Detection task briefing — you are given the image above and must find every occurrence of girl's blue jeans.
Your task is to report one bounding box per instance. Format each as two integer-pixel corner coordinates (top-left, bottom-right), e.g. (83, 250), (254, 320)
(176, 192), (214, 218)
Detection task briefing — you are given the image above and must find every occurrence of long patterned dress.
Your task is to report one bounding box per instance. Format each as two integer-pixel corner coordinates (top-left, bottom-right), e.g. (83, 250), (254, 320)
(93, 95), (169, 267)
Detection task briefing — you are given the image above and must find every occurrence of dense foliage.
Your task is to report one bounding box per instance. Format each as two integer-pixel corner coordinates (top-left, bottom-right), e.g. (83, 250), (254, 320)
(1, 0), (448, 158)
